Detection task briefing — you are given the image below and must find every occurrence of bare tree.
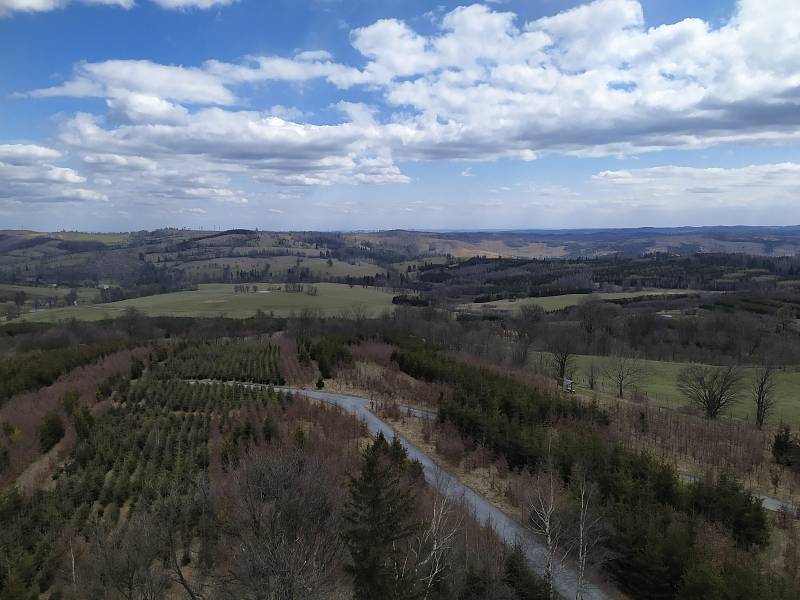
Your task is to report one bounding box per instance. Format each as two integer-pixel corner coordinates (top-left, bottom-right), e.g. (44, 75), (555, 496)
(603, 356), (645, 399)
(526, 443), (570, 599)
(412, 469), (463, 599)
(150, 477), (214, 600)
(571, 468), (605, 600)
(584, 360), (599, 391)
(215, 448), (344, 600)
(677, 364), (743, 419)
(751, 364), (778, 429)
(547, 328), (579, 382)
(84, 512), (169, 600)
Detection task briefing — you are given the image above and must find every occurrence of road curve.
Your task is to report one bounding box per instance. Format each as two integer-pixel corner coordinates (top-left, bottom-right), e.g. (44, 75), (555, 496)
(276, 387), (618, 600)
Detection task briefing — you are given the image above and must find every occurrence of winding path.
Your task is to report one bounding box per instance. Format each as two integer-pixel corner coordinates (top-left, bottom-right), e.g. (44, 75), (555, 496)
(276, 387), (618, 600)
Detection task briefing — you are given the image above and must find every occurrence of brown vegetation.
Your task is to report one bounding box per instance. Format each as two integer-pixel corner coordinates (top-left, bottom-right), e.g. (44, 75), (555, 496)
(0, 348), (141, 491)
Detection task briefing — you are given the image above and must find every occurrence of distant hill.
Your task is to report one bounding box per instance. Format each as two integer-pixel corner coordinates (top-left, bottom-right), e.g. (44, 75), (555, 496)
(352, 225), (800, 258)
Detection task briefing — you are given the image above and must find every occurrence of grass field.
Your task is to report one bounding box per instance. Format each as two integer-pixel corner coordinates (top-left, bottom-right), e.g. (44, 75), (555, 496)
(0, 284), (96, 301)
(54, 232), (129, 243)
(532, 352), (800, 425)
(0, 284), (98, 319)
(12, 283), (397, 322)
(391, 257), (450, 272)
(459, 289), (695, 313)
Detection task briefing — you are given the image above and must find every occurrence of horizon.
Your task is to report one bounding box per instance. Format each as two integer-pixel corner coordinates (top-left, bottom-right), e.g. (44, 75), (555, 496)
(7, 223), (800, 236)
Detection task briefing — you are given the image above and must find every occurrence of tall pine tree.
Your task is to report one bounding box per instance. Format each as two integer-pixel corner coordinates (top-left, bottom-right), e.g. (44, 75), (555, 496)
(344, 433), (418, 600)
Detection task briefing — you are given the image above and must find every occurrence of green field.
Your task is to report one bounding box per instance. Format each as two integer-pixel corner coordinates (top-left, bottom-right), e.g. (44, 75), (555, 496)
(532, 352), (800, 425)
(55, 232), (129, 243)
(0, 284), (96, 301)
(0, 284), (98, 319)
(460, 289), (695, 313)
(391, 256), (450, 272)
(11, 282), (397, 322)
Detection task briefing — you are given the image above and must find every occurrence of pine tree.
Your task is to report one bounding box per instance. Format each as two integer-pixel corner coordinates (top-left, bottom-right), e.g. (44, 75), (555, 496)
(344, 433), (417, 600)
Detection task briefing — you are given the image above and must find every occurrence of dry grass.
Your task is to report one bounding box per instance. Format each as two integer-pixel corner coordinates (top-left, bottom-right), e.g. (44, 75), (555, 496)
(329, 358), (450, 410)
(271, 332), (318, 385)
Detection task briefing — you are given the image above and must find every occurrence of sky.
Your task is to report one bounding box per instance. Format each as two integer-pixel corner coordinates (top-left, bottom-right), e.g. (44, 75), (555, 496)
(1, 0), (799, 232)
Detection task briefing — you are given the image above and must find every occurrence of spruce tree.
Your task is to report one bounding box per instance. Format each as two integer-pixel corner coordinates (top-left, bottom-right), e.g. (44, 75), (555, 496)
(344, 433), (417, 600)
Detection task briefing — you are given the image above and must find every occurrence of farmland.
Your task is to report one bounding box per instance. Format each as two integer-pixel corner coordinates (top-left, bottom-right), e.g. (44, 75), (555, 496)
(459, 289), (695, 314)
(12, 282), (397, 322)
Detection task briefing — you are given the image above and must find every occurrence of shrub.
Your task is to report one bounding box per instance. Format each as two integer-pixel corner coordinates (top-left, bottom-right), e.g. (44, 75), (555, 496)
(38, 414), (65, 453)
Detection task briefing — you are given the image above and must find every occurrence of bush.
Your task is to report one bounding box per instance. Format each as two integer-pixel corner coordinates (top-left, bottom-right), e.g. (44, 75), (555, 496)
(0, 446), (9, 474)
(772, 426), (800, 468)
(38, 414), (65, 453)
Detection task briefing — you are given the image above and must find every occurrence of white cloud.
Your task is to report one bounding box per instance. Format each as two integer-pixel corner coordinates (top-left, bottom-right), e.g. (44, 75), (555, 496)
(0, 143), (107, 203)
(30, 60), (235, 105)
(0, 143), (61, 164)
(30, 0), (800, 162)
(591, 163), (800, 210)
(0, 0), (230, 15)
(149, 0), (233, 8)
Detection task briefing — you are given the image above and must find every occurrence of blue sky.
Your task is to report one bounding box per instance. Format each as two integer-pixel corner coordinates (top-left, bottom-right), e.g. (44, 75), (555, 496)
(1, 0), (799, 232)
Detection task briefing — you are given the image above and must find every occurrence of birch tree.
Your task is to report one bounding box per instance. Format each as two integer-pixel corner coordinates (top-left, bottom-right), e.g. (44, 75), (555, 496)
(571, 468), (605, 600)
(526, 442), (570, 599)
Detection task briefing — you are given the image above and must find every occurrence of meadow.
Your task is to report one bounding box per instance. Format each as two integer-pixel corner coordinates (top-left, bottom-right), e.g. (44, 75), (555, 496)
(0, 283), (95, 301)
(459, 289), (695, 313)
(13, 282), (397, 322)
(532, 351), (800, 425)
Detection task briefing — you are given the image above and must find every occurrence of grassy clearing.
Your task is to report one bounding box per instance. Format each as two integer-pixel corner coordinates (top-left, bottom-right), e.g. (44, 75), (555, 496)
(532, 351), (800, 425)
(54, 232), (129, 243)
(390, 256), (450, 272)
(459, 289), (696, 313)
(0, 284), (95, 301)
(13, 282), (397, 322)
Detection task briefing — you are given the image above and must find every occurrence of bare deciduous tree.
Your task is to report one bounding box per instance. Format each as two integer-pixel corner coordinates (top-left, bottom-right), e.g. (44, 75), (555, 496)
(411, 470), (463, 599)
(571, 468), (605, 600)
(150, 477), (213, 600)
(526, 442), (570, 599)
(85, 512), (169, 600)
(751, 364), (778, 429)
(603, 356), (645, 399)
(215, 448), (344, 600)
(677, 364), (743, 419)
(547, 329), (579, 382)
(584, 360), (599, 391)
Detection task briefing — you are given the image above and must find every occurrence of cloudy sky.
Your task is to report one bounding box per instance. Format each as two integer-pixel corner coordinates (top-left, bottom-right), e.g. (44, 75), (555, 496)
(1, 0), (799, 231)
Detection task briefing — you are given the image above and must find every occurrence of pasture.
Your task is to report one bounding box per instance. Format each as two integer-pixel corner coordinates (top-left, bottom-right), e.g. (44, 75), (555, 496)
(533, 351), (800, 425)
(460, 289), (695, 314)
(12, 282), (397, 322)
